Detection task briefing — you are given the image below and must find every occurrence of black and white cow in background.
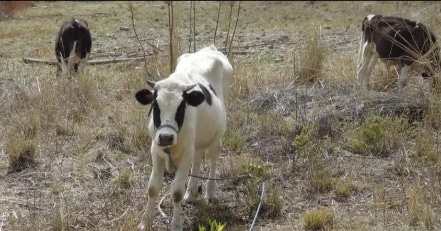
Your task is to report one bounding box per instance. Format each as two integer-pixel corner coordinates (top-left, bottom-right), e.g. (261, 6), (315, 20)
(357, 14), (440, 92)
(55, 18), (92, 77)
(135, 45), (233, 231)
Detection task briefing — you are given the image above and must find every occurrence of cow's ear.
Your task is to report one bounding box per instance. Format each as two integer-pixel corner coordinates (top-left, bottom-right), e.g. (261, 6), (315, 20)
(135, 89), (155, 105)
(183, 91), (205, 107)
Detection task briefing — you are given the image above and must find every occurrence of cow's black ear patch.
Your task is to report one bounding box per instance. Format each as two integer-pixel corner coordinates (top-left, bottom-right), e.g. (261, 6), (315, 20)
(183, 91), (205, 107)
(135, 89), (155, 105)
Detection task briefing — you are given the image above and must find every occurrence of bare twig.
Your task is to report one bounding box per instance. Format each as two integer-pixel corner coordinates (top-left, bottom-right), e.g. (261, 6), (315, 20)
(104, 207), (130, 223)
(214, 1), (224, 44)
(188, 1), (193, 53)
(225, 1), (234, 52)
(192, 1), (196, 52)
(168, 1), (177, 73)
(228, 1), (241, 58)
(187, 1), (196, 53)
(155, 39), (162, 77)
(158, 192), (170, 218)
(23, 57), (149, 65)
(128, 3), (152, 78)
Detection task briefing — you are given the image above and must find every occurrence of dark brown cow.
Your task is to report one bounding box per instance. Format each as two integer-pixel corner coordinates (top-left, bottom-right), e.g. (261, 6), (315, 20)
(55, 18), (92, 77)
(357, 14), (440, 92)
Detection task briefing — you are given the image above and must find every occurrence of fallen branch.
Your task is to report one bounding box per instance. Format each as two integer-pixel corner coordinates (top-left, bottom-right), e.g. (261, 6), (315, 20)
(22, 56), (149, 65)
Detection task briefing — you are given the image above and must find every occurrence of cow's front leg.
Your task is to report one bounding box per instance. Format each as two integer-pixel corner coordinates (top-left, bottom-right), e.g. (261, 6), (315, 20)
(138, 151), (165, 231)
(170, 151), (192, 231)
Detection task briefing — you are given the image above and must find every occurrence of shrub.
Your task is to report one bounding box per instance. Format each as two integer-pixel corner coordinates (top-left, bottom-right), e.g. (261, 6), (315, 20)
(5, 136), (38, 173)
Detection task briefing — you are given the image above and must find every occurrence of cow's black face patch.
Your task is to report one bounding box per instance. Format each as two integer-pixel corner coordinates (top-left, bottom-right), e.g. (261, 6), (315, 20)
(152, 102), (161, 129)
(147, 84), (205, 135)
(175, 100), (186, 131)
(198, 83), (212, 105)
(183, 91), (205, 107)
(151, 90), (161, 129)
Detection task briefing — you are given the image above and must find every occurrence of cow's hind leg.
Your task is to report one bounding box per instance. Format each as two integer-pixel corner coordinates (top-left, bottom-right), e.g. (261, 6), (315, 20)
(66, 41), (77, 78)
(184, 150), (204, 202)
(58, 54), (68, 77)
(357, 42), (375, 88)
(357, 32), (365, 71)
(397, 64), (410, 93)
(77, 53), (89, 74)
(365, 53), (378, 84)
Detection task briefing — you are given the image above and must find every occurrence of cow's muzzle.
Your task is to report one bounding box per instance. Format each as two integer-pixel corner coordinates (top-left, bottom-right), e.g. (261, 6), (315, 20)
(155, 124), (179, 147)
(158, 133), (174, 146)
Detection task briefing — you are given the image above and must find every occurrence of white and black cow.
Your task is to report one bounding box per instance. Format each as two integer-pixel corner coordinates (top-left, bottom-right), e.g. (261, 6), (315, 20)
(135, 45), (233, 231)
(357, 14), (440, 92)
(55, 18), (92, 77)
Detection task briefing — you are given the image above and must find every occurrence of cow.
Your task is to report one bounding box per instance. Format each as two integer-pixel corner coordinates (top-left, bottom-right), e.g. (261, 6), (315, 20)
(357, 14), (440, 92)
(55, 18), (92, 78)
(135, 45), (233, 231)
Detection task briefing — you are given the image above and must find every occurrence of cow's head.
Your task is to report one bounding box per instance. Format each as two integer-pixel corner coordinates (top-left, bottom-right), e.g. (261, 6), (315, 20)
(135, 77), (205, 147)
(411, 23), (441, 79)
(422, 48), (440, 79)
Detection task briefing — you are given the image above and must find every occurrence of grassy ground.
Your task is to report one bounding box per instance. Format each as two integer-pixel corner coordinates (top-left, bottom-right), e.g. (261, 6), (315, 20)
(1, 1), (441, 231)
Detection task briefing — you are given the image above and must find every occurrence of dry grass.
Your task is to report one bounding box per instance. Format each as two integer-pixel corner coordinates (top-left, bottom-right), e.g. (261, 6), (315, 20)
(296, 30), (327, 84)
(303, 207), (334, 230)
(0, 1), (36, 19)
(1, 1), (441, 231)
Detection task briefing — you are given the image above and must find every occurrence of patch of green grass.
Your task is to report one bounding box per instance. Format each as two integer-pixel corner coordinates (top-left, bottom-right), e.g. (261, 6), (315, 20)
(294, 123), (318, 158)
(112, 168), (134, 195)
(348, 114), (405, 157)
(222, 129), (244, 152)
(333, 176), (357, 199)
(306, 151), (333, 194)
(198, 219), (226, 231)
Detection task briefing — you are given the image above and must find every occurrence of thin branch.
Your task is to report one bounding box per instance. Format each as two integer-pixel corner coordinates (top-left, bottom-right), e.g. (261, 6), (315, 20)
(154, 39), (162, 77)
(129, 3), (153, 79)
(188, 1), (193, 53)
(214, 1), (223, 44)
(228, 1), (241, 58)
(168, 1), (176, 73)
(192, 1), (196, 52)
(23, 57), (149, 65)
(225, 1), (234, 52)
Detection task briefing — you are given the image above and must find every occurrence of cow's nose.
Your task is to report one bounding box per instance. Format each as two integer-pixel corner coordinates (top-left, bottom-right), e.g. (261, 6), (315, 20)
(158, 133), (174, 146)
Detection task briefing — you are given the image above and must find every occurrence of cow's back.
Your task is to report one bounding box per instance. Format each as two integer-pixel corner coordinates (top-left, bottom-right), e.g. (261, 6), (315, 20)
(175, 45), (233, 104)
(174, 46), (233, 150)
